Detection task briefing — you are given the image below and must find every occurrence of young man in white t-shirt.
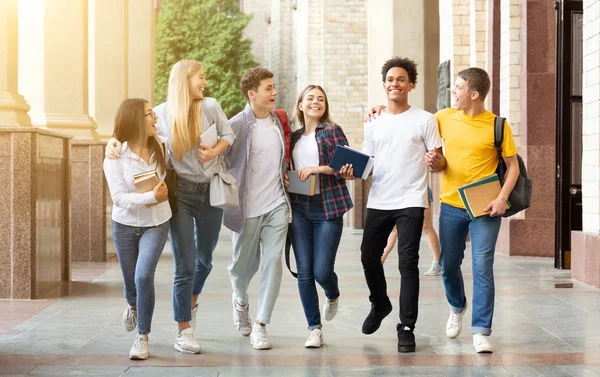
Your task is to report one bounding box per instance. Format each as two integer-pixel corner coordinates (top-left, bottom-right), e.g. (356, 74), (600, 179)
(342, 57), (443, 353)
(224, 67), (291, 350)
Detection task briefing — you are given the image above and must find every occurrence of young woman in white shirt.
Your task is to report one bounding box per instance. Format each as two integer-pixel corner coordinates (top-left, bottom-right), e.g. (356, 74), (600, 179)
(103, 98), (171, 360)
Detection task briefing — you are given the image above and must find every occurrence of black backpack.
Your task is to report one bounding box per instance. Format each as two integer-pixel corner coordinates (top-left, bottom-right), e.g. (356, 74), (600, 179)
(494, 117), (532, 217)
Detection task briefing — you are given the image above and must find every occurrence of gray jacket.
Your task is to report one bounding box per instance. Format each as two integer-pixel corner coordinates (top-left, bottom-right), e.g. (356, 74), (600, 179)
(154, 97), (235, 183)
(223, 103), (291, 233)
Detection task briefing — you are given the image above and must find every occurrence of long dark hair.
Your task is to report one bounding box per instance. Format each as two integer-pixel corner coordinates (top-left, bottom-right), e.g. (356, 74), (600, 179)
(293, 85), (332, 130)
(113, 98), (166, 173)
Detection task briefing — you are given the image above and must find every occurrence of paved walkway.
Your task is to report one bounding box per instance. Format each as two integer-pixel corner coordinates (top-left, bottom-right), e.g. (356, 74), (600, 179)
(1, 229), (600, 376)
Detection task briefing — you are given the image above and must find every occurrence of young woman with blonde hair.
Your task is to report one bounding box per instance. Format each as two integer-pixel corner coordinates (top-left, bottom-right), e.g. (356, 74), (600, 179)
(103, 98), (170, 360)
(106, 60), (235, 354)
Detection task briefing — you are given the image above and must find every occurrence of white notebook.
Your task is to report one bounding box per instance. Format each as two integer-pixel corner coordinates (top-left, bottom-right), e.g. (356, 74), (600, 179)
(200, 124), (218, 170)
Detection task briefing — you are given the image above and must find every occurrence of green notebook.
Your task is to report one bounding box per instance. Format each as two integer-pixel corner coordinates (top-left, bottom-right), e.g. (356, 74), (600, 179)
(457, 174), (510, 220)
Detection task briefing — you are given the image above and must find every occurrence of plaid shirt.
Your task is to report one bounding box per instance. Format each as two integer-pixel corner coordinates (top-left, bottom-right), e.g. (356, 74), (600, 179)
(290, 123), (353, 219)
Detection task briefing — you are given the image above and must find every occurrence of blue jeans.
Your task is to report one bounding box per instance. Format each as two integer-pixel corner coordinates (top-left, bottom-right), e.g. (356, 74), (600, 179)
(112, 220), (169, 335)
(170, 178), (223, 322)
(438, 203), (501, 335)
(289, 195), (343, 330)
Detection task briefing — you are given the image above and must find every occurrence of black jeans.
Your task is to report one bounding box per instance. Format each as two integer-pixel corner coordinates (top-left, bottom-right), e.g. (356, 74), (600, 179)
(360, 207), (424, 328)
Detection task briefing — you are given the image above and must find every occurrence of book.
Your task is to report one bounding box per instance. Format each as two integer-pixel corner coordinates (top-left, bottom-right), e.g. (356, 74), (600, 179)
(200, 123), (218, 170)
(328, 145), (374, 180)
(133, 170), (159, 208)
(457, 174), (510, 220)
(201, 123), (218, 148)
(287, 171), (320, 196)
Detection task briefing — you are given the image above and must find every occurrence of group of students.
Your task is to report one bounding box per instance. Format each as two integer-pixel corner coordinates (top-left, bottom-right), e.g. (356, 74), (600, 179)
(103, 56), (519, 360)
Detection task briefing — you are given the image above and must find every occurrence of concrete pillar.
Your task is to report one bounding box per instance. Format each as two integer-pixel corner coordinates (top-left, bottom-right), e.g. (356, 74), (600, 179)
(18, 0), (106, 262)
(18, 0), (99, 139)
(572, 0), (600, 287)
(0, 0), (32, 127)
(127, 0), (155, 103)
(439, 0), (471, 80)
(88, 0), (128, 140)
(499, 0), (521, 141)
(470, 0), (488, 69)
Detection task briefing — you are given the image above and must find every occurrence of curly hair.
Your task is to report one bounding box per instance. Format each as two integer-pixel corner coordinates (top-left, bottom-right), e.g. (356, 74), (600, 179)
(381, 57), (418, 88)
(240, 67), (274, 100)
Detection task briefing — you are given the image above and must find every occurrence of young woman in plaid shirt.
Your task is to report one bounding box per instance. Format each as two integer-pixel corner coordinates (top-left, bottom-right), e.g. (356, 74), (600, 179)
(288, 85), (353, 348)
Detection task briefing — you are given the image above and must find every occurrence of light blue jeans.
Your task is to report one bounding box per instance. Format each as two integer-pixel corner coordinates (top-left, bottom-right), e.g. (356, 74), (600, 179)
(289, 195), (343, 330)
(112, 220), (169, 335)
(438, 203), (501, 336)
(170, 177), (223, 322)
(229, 203), (288, 325)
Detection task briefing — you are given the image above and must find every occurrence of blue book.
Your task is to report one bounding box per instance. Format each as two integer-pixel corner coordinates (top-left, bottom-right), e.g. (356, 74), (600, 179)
(328, 145), (374, 180)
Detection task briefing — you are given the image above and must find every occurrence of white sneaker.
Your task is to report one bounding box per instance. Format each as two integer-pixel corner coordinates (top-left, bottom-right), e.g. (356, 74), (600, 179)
(129, 334), (149, 360)
(232, 293), (252, 336)
(174, 328), (202, 354)
(424, 260), (441, 276)
(323, 297), (339, 321)
(250, 323), (272, 350)
(473, 333), (493, 353)
(190, 304), (198, 331)
(123, 306), (137, 332)
(446, 302), (468, 338)
(304, 329), (324, 348)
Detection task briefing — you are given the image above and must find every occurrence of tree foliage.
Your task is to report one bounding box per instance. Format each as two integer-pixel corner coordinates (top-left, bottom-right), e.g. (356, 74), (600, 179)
(155, 0), (258, 117)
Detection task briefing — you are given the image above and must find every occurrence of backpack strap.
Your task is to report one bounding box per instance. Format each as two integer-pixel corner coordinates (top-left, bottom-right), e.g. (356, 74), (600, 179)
(494, 116), (505, 157)
(273, 109), (291, 166)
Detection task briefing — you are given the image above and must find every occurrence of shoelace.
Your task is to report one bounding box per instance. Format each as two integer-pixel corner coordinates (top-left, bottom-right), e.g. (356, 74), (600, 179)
(235, 306), (250, 327)
(448, 312), (461, 328)
(308, 330), (321, 342)
(253, 327), (268, 342)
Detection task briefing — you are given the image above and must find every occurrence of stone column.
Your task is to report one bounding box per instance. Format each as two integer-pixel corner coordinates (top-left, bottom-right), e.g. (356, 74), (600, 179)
(496, 0), (556, 258)
(487, 0), (501, 114)
(439, 0), (471, 80)
(88, 0), (128, 140)
(0, 0), (32, 127)
(499, 0), (521, 143)
(0, 128), (71, 299)
(470, 0), (488, 69)
(128, 0), (156, 103)
(18, 0), (106, 262)
(572, 0), (600, 287)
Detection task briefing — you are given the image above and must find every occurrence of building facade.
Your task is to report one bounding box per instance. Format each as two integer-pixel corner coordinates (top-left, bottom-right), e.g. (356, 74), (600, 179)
(245, 0), (600, 287)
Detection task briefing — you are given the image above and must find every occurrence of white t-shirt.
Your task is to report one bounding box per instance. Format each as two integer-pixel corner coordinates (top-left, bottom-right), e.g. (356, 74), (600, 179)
(362, 107), (442, 210)
(292, 132), (319, 170)
(245, 115), (287, 218)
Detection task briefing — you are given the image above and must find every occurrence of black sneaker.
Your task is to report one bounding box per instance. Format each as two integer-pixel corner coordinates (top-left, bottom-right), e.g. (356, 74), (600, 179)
(362, 301), (392, 335)
(396, 324), (416, 353)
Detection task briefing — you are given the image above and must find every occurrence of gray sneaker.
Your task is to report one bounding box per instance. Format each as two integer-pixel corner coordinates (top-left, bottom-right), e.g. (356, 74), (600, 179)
(123, 306), (137, 332)
(424, 260), (441, 276)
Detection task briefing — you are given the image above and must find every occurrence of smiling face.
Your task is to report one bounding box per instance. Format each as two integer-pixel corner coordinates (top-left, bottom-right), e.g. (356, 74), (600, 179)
(452, 77), (476, 111)
(142, 102), (158, 139)
(249, 78), (277, 112)
(298, 87), (327, 122)
(188, 67), (207, 100)
(383, 66), (414, 103)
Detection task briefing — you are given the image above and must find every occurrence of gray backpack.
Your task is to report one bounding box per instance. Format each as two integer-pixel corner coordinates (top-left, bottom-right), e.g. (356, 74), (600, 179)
(494, 117), (532, 217)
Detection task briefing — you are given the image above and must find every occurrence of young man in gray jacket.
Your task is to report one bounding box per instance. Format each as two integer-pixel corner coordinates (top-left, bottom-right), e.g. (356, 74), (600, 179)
(224, 67), (291, 350)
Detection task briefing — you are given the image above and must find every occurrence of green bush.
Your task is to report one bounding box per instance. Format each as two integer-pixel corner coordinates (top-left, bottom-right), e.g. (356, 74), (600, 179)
(155, 0), (258, 117)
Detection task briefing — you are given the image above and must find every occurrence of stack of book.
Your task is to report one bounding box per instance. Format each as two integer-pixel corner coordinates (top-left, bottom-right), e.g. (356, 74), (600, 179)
(133, 170), (159, 208)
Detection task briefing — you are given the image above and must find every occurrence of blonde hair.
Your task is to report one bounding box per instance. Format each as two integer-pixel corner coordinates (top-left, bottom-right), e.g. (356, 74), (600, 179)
(168, 60), (204, 160)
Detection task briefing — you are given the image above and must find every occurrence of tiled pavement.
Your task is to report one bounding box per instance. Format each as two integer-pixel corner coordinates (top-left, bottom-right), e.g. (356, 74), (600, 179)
(1, 229), (600, 376)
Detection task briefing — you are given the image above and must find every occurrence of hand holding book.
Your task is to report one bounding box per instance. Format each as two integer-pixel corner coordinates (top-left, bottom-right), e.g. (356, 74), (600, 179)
(153, 181), (168, 204)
